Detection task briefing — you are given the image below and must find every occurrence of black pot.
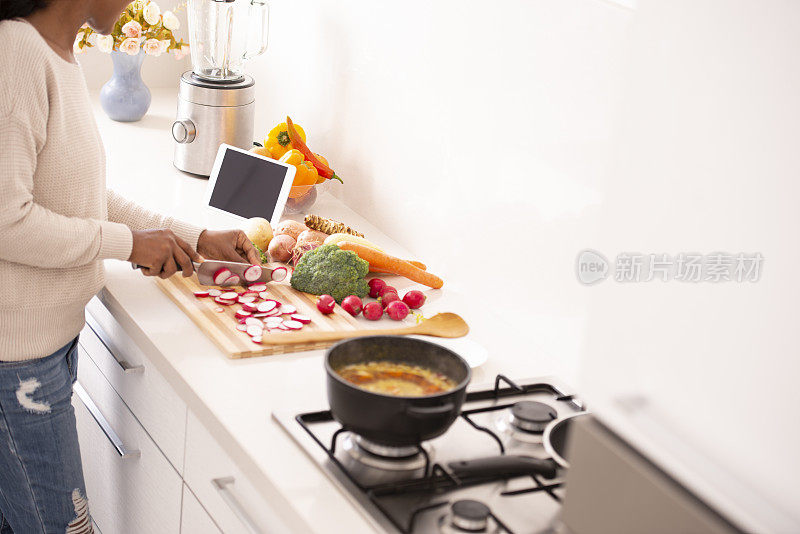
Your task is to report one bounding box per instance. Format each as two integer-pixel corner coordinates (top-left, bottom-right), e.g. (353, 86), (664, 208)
(325, 336), (472, 446)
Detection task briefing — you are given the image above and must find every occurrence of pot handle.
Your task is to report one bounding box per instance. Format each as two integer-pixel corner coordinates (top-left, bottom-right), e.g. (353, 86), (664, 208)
(447, 455), (558, 480)
(406, 403), (455, 418)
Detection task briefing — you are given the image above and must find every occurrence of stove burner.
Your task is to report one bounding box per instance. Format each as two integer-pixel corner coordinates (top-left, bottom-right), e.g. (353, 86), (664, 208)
(450, 500), (491, 532)
(510, 401), (557, 433)
(341, 433), (430, 471)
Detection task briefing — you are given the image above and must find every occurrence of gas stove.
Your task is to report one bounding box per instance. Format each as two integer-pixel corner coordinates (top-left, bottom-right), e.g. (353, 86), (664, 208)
(273, 376), (586, 533)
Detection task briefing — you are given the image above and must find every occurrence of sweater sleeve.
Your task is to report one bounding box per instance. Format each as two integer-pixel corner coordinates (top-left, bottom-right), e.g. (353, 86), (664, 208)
(0, 117), (133, 267)
(106, 189), (205, 251)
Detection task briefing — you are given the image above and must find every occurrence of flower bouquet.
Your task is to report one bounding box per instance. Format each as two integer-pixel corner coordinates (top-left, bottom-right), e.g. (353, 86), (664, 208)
(74, 1), (189, 122)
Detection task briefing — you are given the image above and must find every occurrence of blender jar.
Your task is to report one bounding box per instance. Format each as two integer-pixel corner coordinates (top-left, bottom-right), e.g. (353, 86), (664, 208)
(188, 0), (269, 82)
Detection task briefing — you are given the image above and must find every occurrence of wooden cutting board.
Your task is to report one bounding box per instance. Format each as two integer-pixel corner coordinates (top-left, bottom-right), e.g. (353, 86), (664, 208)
(155, 265), (365, 358)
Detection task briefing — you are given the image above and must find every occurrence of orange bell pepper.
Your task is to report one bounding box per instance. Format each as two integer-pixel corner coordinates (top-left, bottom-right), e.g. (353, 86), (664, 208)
(280, 149), (318, 198)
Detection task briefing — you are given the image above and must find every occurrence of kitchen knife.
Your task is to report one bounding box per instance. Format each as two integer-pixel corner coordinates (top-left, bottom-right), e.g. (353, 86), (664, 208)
(132, 260), (287, 286)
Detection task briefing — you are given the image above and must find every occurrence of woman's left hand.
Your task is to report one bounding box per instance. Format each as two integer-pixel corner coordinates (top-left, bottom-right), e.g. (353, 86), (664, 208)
(197, 229), (261, 265)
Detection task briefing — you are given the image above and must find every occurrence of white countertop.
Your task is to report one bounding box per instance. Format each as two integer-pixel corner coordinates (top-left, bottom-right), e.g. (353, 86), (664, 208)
(93, 89), (577, 532)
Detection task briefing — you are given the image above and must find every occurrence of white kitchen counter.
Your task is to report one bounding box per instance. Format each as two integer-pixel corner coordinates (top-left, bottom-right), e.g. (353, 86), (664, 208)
(92, 88), (577, 532)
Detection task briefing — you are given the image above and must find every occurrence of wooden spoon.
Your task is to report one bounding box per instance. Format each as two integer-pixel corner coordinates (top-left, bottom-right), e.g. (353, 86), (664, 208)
(261, 312), (469, 345)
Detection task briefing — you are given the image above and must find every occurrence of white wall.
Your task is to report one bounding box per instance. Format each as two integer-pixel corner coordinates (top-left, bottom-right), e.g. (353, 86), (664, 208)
(248, 0), (634, 378)
(77, 0), (189, 90)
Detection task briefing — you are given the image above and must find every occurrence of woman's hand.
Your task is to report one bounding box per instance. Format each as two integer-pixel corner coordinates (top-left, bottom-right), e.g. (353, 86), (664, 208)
(197, 229), (261, 265)
(129, 229), (201, 278)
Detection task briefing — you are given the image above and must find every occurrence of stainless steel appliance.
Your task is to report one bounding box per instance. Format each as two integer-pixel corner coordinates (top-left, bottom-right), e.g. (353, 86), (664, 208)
(274, 375), (746, 533)
(172, 0), (269, 176)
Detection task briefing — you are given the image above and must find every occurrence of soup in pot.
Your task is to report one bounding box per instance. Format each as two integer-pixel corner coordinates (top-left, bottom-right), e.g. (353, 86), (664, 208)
(336, 361), (457, 396)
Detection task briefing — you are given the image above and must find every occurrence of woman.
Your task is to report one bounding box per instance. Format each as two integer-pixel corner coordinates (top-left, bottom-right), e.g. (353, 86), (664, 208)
(0, 1), (260, 531)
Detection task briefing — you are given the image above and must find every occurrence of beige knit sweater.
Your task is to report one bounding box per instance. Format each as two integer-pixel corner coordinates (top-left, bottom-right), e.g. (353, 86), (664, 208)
(0, 19), (203, 361)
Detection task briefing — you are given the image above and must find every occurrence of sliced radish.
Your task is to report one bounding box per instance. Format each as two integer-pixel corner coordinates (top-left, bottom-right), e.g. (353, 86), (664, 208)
(257, 301), (277, 313)
(276, 324), (290, 331)
(246, 324), (264, 337)
(214, 307), (224, 313)
(223, 274), (241, 286)
(282, 319), (303, 330)
(241, 302), (259, 313)
(247, 283), (267, 292)
(236, 324), (247, 332)
(258, 292), (276, 301)
(290, 314), (311, 324)
(251, 336), (262, 344)
(214, 297), (235, 305)
(213, 268), (232, 285)
(278, 304), (296, 315)
(243, 264), (263, 282)
(240, 290), (260, 298)
(220, 291), (238, 300)
(193, 290), (210, 298)
(235, 310), (252, 318)
(245, 317), (263, 327)
(238, 296), (256, 305)
(270, 266), (288, 282)
(208, 288), (222, 297)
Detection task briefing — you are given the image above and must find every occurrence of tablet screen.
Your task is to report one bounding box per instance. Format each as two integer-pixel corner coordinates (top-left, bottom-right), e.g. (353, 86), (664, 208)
(207, 148), (291, 221)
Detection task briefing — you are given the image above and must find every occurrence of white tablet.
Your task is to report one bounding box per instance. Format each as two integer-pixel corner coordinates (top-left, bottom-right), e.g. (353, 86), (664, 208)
(203, 144), (296, 225)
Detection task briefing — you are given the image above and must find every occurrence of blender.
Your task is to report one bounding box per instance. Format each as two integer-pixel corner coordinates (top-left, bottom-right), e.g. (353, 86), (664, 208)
(172, 0), (269, 176)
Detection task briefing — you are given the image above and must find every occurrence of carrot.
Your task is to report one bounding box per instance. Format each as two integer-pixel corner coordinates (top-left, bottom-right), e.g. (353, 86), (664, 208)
(369, 260), (427, 273)
(337, 242), (443, 289)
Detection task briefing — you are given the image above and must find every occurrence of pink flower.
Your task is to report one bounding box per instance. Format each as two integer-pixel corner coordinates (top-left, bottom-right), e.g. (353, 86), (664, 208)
(121, 20), (142, 39)
(174, 45), (189, 60)
(119, 37), (141, 56)
(143, 38), (163, 57)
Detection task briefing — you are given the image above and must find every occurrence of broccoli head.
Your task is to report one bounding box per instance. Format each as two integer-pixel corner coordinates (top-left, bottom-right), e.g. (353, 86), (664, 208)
(290, 244), (370, 302)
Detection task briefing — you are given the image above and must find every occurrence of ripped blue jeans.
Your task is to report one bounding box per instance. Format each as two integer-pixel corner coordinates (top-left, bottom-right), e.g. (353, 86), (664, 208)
(0, 338), (93, 533)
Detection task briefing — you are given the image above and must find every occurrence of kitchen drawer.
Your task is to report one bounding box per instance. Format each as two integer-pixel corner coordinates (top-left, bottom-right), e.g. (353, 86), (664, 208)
(184, 412), (292, 534)
(181, 483), (222, 534)
(81, 297), (187, 471)
(73, 346), (183, 534)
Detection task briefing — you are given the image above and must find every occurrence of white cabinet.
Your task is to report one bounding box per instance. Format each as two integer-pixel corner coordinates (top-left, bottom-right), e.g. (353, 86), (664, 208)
(73, 346), (183, 534)
(184, 412), (291, 534)
(82, 298), (187, 471)
(181, 484), (222, 534)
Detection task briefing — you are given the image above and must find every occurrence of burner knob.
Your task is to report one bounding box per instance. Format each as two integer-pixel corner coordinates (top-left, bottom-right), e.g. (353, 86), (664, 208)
(510, 401), (557, 433)
(451, 499), (491, 532)
(172, 119), (196, 144)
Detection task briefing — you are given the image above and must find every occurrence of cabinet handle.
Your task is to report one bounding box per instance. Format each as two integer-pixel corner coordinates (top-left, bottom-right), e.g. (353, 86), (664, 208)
(85, 315), (144, 374)
(212, 477), (262, 534)
(73, 382), (140, 459)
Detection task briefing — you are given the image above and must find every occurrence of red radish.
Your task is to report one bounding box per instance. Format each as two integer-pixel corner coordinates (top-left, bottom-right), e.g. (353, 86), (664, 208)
(257, 301), (277, 313)
(264, 317), (283, 327)
(402, 290), (426, 309)
(278, 304), (296, 315)
(270, 266), (288, 282)
(214, 307), (224, 313)
(385, 300), (410, 321)
(380, 292), (400, 308)
(246, 324), (264, 337)
(368, 278), (386, 298)
(213, 268), (232, 285)
(224, 274), (241, 286)
(248, 283), (267, 292)
(242, 302), (259, 313)
(290, 314), (311, 324)
(214, 297), (235, 305)
(251, 336), (262, 344)
(236, 324), (247, 332)
(362, 302), (383, 321)
(317, 295), (335, 314)
(238, 296), (256, 304)
(341, 295), (363, 316)
(208, 288), (222, 297)
(240, 290), (259, 297)
(243, 264), (263, 282)
(220, 291), (238, 300)
(378, 285), (397, 298)
(277, 324), (290, 331)
(245, 317), (262, 327)
(255, 308), (281, 318)
(235, 310), (252, 319)
(282, 320), (303, 330)
(193, 290), (210, 298)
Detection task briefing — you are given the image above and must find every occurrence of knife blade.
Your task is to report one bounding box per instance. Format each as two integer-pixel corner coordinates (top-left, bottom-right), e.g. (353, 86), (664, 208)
(132, 260), (287, 286)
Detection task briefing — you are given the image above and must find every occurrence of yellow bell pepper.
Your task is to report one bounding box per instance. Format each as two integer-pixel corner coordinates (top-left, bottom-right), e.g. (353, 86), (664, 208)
(265, 122), (306, 160)
(279, 149), (318, 198)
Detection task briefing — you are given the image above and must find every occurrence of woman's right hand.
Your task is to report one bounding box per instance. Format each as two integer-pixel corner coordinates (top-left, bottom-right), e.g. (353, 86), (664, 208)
(129, 229), (202, 279)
